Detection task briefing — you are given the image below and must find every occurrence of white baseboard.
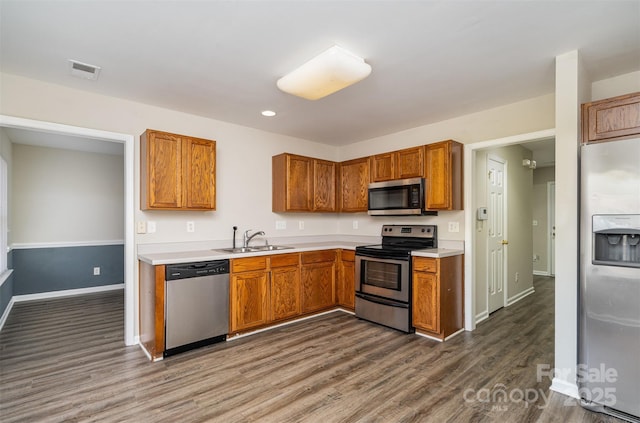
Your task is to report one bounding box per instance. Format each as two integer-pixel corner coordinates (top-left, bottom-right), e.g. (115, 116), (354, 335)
(475, 310), (489, 324)
(12, 283), (125, 303)
(550, 377), (580, 399)
(533, 270), (550, 276)
(0, 297), (15, 332)
(506, 286), (535, 306)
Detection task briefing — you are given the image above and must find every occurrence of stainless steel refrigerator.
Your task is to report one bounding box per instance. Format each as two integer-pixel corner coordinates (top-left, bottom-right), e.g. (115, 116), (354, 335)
(579, 137), (640, 421)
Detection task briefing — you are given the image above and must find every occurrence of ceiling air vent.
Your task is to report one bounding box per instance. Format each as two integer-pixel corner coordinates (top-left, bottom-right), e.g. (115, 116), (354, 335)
(68, 59), (101, 80)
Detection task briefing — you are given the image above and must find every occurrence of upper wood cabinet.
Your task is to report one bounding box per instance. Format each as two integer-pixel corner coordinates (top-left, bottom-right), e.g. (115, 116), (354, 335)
(312, 159), (337, 212)
(339, 157), (370, 212)
(272, 153), (337, 212)
(370, 146), (425, 182)
(582, 91), (640, 144)
(140, 129), (216, 210)
(370, 152), (396, 182)
(425, 140), (463, 210)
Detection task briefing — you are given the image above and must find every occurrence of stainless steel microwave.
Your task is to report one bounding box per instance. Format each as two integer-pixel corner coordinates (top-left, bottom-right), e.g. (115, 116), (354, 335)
(368, 177), (432, 216)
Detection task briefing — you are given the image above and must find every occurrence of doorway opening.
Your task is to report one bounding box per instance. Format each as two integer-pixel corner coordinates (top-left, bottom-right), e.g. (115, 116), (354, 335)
(463, 128), (555, 331)
(0, 115), (135, 346)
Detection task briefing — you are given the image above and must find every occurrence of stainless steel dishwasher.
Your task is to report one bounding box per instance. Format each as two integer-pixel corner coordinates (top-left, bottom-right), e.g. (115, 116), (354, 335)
(164, 260), (229, 357)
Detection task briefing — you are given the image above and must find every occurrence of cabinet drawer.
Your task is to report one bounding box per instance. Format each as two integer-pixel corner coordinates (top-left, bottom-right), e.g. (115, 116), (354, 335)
(413, 257), (437, 273)
(301, 250), (337, 264)
(341, 249), (355, 261)
(270, 253), (300, 268)
(232, 256), (268, 273)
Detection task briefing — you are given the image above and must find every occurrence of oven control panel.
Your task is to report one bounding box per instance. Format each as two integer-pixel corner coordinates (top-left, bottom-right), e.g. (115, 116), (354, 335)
(381, 224), (436, 238)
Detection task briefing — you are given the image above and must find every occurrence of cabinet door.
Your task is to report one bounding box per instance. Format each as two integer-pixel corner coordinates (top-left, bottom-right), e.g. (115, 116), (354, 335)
(337, 251), (355, 309)
(370, 152), (395, 182)
(286, 155), (312, 211)
(425, 141), (451, 210)
(312, 159), (336, 212)
(339, 158), (370, 212)
(396, 146), (424, 179)
(230, 271), (269, 332)
(271, 266), (301, 321)
(425, 140), (463, 210)
(183, 137), (216, 210)
(412, 271), (440, 333)
(144, 131), (183, 209)
(582, 92), (640, 143)
(301, 262), (336, 313)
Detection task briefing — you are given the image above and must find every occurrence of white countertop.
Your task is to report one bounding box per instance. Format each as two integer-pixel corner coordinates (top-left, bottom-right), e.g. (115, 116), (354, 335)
(138, 240), (464, 265)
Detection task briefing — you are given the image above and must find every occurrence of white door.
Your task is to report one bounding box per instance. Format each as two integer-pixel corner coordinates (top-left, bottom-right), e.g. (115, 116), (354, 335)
(548, 181), (556, 276)
(487, 156), (507, 314)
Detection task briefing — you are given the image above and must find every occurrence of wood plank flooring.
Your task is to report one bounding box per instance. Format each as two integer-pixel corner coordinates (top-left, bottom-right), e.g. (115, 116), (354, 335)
(0, 277), (626, 422)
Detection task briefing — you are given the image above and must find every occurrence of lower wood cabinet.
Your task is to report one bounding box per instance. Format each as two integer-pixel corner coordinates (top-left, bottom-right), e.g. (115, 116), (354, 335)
(412, 255), (464, 340)
(230, 256), (270, 332)
(270, 254), (301, 321)
(301, 250), (337, 313)
(230, 250), (340, 335)
(337, 249), (355, 309)
(138, 261), (166, 361)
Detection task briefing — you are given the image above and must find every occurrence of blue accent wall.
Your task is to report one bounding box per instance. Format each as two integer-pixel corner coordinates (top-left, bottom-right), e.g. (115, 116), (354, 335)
(12, 245), (124, 295)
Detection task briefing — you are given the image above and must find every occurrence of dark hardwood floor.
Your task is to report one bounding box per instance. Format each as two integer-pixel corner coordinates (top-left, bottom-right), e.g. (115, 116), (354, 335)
(0, 276), (626, 422)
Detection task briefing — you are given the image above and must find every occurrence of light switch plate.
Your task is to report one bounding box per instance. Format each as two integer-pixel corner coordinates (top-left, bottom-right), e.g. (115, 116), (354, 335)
(147, 221), (156, 233)
(276, 221), (286, 230)
(298, 221), (305, 230)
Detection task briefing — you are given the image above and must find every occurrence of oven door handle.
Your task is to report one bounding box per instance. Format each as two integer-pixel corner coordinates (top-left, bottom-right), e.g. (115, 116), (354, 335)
(355, 252), (409, 263)
(356, 292), (409, 309)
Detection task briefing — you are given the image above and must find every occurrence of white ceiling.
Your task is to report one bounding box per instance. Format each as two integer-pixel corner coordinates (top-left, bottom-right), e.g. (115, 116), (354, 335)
(1, 1), (639, 148)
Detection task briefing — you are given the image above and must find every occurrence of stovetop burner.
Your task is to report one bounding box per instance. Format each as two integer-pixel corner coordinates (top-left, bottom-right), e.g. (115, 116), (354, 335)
(356, 224), (437, 259)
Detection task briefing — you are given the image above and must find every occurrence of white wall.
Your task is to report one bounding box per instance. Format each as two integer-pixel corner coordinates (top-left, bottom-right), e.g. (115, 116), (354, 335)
(0, 73), (340, 247)
(12, 144), (124, 245)
(337, 94), (556, 240)
(591, 70), (640, 101)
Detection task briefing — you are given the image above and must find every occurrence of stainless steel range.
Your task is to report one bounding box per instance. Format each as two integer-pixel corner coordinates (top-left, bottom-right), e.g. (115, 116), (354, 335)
(355, 224), (437, 332)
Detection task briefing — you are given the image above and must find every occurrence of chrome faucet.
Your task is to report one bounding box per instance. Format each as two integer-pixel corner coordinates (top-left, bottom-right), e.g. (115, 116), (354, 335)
(243, 230), (265, 248)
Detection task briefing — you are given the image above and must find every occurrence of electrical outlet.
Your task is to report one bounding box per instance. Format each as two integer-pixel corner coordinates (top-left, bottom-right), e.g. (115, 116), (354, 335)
(448, 222), (460, 232)
(93, 267), (101, 276)
(532, 220), (538, 226)
(136, 221), (146, 234)
(187, 221), (195, 233)
(276, 221), (286, 230)
(353, 220), (359, 230)
(298, 221), (305, 230)
(147, 221), (156, 233)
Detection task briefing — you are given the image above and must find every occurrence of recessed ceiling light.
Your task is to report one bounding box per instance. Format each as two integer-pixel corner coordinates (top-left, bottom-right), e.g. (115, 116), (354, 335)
(261, 110), (276, 117)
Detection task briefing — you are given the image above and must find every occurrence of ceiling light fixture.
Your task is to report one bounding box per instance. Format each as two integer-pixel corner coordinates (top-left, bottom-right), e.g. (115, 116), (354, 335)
(261, 110), (277, 117)
(276, 45), (372, 100)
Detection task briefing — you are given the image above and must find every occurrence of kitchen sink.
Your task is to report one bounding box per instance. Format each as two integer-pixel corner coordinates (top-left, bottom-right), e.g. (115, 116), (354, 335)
(214, 245), (294, 254)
